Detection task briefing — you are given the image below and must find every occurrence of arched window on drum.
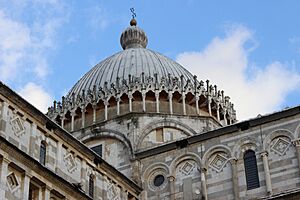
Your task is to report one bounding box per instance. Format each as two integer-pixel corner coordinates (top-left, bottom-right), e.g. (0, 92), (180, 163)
(244, 150), (260, 190)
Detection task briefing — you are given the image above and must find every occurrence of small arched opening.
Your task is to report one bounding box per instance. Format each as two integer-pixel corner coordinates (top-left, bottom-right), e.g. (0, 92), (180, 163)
(159, 90), (169, 114)
(145, 90), (156, 113)
(185, 92), (196, 115)
(132, 91), (143, 112)
(120, 93), (129, 114)
(172, 91), (182, 115)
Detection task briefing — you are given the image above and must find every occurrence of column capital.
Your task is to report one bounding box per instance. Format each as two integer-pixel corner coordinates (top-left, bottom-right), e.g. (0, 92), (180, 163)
(260, 151), (269, 157)
(1, 157), (11, 164)
(229, 158), (238, 165)
(167, 175), (175, 182)
(292, 138), (300, 146)
(2, 101), (8, 106)
(104, 100), (109, 106)
(80, 107), (86, 113)
(42, 184), (52, 191)
(70, 110), (76, 116)
(198, 167), (207, 172)
(23, 172), (33, 178)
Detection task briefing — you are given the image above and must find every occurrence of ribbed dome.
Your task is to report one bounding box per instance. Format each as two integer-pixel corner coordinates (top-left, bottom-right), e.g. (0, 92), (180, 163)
(67, 48), (195, 98)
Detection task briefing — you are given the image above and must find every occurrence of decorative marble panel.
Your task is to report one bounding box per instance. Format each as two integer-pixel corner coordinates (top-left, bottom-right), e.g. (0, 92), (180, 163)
(209, 153), (228, 173)
(107, 182), (120, 200)
(10, 117), (25, 137)
(179, 161), (195, 176)
(63, 152), (77, 173)
(271, 138), (290, 156)
(7, 172), (19, 192)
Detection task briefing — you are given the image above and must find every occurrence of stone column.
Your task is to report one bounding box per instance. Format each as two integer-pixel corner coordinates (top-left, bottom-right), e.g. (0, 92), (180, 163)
(81, 107), (86, 129)
(80, 160), (87, 192)
(37, 186), (43, 199)
(0, 157), (9, 197)
(207, 96), (212, 116)
(22, 173), (31, 200)
(29, 123), (37, 156)
(201, 168), (208, 200)
(223, 109), (228, 125)
(0, 101), (8, 119)
(229, 159), (239, 200)
(261, 152), (272, 195)
(92, 103), (97, 124)
(292, 139), (300, 174)
(70, 110), (76, 132)
(142, 91), (146, 112)
(229, 117), (232, 125)
(129, 93), (133, 112)
(104, 100), (109, 120)
(155, 91), (159, 113)
(56, 141), (62, 172)
(216, 103), (220, 121)
(117, 97), (121, 115)
(195, 95), (200, 115)
(182, 92), (186, 115)
(131, 160), (141, 185)
(43, 186), (51, 200)
(60, 115), (65, 129)
(121, 188), (128, 200)
(44, 136), (51, 168)
(0, 101), (8, 136)
(168, 176), (175, 200)
(168, 91), (173, 114)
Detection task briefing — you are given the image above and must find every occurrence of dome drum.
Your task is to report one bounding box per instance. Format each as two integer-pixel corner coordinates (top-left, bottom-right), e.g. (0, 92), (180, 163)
(48, 72), (236, 132)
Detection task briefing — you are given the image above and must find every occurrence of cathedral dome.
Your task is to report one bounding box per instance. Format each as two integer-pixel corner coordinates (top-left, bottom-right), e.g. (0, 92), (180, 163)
(48, 18), (236, 132)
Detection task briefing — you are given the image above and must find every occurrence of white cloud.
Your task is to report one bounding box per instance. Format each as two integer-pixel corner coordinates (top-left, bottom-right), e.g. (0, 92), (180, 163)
(0, 10), (31, 81)
(18, 82), (53, 113)
(177, 25), (300, 120)
(0, 1), (68, 112)
(0, 12), (57, 81)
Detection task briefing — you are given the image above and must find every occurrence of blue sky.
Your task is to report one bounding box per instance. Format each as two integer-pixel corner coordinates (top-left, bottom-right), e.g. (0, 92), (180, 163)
(1, 0), (300, 120)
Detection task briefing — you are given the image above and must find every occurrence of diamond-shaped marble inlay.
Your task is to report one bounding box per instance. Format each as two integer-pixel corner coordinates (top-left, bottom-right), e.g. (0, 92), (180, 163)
(179, 161), (195, 175)
(209, 154), (227, 173)
(271, 138), (290, 156)
(63, 153), (77, 173)
(7, 173), (19, 192)
(10, 117), (25, 137)
(107, 183), (120, 200)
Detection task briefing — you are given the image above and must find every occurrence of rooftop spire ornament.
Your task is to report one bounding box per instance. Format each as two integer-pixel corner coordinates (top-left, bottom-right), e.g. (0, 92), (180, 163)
(130, 7), (136, 19)
(130, 8), (137, 26)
